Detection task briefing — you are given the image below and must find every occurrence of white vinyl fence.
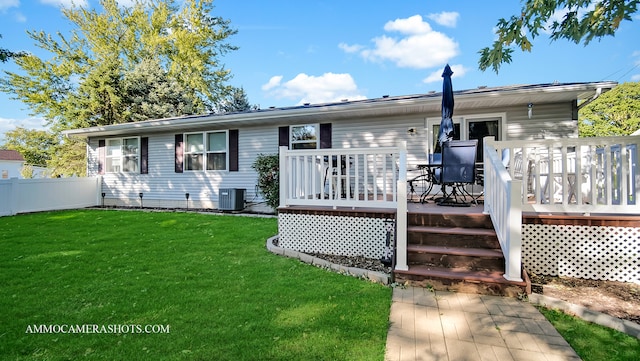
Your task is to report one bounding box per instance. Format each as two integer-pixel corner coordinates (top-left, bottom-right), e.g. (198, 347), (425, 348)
(0, 177), (101, 216)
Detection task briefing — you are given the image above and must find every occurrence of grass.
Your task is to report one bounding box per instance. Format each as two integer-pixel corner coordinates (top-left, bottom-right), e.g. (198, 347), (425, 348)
(537, 307), (640, 361)
(0, 210), (392, 360)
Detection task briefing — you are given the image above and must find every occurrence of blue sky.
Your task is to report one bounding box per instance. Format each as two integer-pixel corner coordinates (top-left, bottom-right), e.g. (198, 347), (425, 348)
(1, 0), (639, 143)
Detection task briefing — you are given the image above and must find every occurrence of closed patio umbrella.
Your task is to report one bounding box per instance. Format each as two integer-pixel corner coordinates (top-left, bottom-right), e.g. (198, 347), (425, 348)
(436, 64), (455, 150)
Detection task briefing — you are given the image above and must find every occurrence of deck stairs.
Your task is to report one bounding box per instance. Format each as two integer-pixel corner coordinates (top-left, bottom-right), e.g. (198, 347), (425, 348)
(394, 208), (530, 297)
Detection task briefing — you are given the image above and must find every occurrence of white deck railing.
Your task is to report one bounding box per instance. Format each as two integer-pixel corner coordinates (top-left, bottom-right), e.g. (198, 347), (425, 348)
(489, 135), (639, 214)
(279, 145), (407, 209)
(483, 140), (523, 282)
(279, 144), (409, 271)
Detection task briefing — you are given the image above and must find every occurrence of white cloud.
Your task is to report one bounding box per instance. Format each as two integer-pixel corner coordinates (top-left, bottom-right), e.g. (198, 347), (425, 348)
(384, 15), (432, 35)
(341, 15), (459, 69)
(338, 42), (364, 53)
(0, 0), (19, 12)
(427, 11), (459, 28)
(262, 72), (366, 105)
(0, 116), (48, 144)
(39, 0), (88, 8)
(261, 75), (283, 91)
(422, 64), (467, 84)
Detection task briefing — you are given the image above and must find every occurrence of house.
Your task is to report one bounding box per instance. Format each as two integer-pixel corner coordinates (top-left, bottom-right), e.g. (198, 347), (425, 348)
(65, 80), (640, 293)
(64, 81), (617, 211)
(0, 150), (25, 179)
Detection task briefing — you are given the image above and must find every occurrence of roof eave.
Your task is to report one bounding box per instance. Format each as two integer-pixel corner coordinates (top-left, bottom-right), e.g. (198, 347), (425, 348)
(63, 81), (617, 138)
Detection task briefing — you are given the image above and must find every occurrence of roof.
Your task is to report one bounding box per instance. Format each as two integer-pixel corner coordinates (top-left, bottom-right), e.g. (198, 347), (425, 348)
(0, 149), (25, 161)
(64, 81), (617, 138)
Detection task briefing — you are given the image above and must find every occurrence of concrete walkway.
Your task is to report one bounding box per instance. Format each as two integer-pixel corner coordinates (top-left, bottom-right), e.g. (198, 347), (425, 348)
(385, 287), (580, 361)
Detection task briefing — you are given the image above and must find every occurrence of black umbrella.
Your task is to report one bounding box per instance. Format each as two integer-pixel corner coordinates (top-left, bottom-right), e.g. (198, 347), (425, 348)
(436, 64), (455, 150)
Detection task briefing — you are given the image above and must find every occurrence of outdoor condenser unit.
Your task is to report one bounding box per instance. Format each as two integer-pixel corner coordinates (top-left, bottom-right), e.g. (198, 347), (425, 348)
(218, 188), (245, 211)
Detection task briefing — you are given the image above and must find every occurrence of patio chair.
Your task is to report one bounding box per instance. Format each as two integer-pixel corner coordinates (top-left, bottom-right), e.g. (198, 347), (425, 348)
(433, 139), (478, 206)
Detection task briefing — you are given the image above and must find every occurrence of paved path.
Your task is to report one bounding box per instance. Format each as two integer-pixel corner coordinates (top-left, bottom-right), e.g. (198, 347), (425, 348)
(385, 287), (581, 361)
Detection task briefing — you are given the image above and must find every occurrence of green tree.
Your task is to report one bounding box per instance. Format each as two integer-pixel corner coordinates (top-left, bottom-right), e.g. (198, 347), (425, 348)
(479, 0), (639, 73)
(1, 0), (237, 131)
(122, 58), (195, 122)
(1, 127), (57, 167)
(48, 137), (87, 177)
(0, 34), (26, 63)
(221, 87), (254, 113)
(579, 82), (640, 137)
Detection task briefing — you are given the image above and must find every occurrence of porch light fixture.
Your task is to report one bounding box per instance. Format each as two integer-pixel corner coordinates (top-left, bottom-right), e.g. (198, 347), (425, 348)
(528, 103), (533, 119)
(185, 192), (190, 209)
(407, 127), (417, 136)
(138, 192), (143, 208)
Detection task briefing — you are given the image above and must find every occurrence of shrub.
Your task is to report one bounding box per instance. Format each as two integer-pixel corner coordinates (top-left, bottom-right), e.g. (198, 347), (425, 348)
(252, 154), (280, 211)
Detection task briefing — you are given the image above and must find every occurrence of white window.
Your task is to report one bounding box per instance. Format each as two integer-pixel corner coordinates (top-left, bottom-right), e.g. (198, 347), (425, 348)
(426, 114), (506, 159)
(106, 137), (139, 173)
(290, 124), (318, 149)
(184, 131), (228, 171)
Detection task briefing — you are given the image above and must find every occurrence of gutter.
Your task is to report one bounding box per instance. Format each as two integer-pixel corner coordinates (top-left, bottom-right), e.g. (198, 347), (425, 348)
(577, 85), (613, 110)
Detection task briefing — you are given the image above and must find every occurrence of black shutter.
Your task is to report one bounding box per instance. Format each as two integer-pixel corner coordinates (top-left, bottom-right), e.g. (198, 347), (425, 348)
(98, 139), (105, 175)
(320, 123), (332, 149)
(140, 137), (148, 174)
(278, 126), (289, 147)
(175, 134), (183, 173)
(229, 129), (239, 172)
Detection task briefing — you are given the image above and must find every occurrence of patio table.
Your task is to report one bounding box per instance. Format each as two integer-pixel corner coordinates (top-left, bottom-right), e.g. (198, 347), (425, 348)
(415, 163), (440, 203)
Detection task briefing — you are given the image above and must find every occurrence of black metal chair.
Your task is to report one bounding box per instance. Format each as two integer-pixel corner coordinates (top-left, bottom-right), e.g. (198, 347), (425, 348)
(433, 139), (478, 206)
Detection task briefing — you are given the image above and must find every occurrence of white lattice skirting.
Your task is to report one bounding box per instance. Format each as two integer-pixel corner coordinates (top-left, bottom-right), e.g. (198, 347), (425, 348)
(278, 213), (393, 259)
(523, 224), (640, 283)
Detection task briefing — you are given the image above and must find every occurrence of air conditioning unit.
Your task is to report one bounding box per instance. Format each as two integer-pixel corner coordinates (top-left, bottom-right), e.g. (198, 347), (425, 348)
(218, 188), (245, 211)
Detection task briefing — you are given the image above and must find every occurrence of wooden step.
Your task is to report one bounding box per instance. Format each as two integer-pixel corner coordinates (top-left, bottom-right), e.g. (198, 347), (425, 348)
(407, 225), (496, 237)
(394, 265), (528, 297)
(407, 225), (500, 249)
(408, 212), (493, 229)
(407, 244), (503, 258)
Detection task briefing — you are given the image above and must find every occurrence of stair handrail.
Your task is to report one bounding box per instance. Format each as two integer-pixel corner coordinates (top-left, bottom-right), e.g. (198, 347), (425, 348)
(483, 137), (523, 282)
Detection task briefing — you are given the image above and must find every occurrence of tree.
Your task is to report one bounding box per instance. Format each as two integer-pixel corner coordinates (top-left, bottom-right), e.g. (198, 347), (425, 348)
(479, 0), (639, 73)
(579, 82), (640, 137)
(220, 87), (255, 113)
(0, 34), (26, 63)
(1, 127), (57, 167)
(122, 58), (195, 122)
(48, 137), (87, 177)
(1, 0), (237, 131)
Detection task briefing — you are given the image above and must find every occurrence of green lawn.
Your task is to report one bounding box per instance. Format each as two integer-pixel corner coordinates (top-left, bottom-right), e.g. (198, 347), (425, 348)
(537, 307), (640, 361)
(0, 210), (392, 360)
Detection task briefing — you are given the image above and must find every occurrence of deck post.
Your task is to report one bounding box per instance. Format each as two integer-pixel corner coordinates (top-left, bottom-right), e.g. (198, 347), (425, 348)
(395, 141), (409, 271)
(279, 146), (288, 208)
(504, 179), (523, 282)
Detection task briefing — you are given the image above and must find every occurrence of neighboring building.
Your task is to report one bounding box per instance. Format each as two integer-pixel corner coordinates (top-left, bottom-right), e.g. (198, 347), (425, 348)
(63, 81), (617, 212)
(0, 150), (25, 179)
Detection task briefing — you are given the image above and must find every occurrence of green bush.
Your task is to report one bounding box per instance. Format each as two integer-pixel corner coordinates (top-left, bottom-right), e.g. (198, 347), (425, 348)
(252, 153), (280, 211)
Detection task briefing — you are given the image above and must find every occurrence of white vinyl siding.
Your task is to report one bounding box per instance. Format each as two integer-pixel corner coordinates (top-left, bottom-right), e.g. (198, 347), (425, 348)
(89, 125), (277, 205)
(86, 100), (577, 206)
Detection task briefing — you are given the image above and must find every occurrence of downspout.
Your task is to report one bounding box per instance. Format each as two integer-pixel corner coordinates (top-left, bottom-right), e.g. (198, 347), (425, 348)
(577, 86), (609, 110)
